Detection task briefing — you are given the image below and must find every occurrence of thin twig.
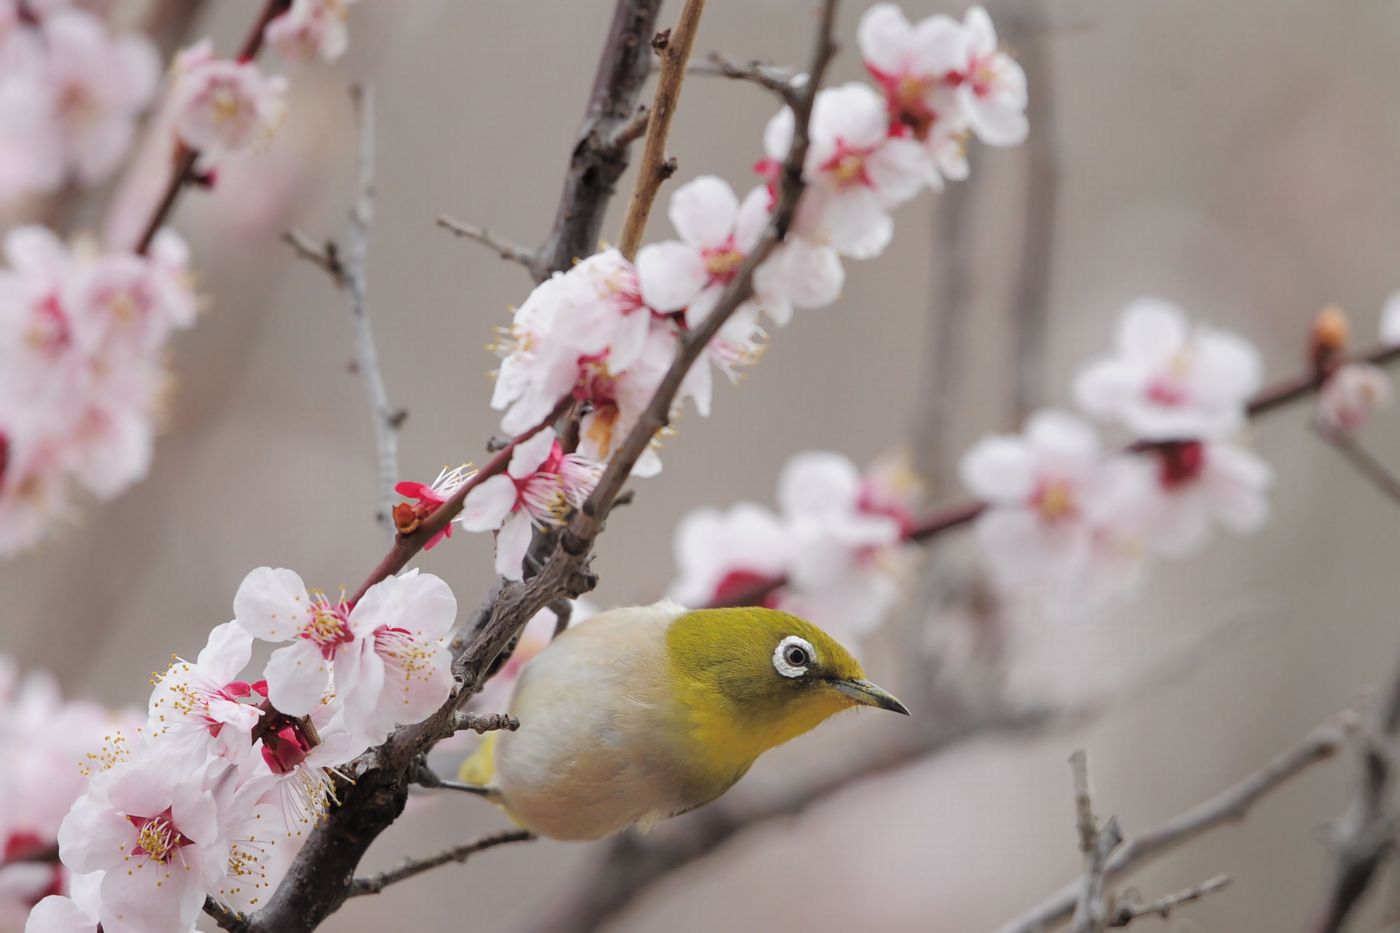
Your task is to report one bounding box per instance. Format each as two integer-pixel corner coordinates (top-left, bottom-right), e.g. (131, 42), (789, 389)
(346, 830), (535, 897)
(1107, 874), (1232, 928)
(435, 216), (538, 269)
(998, 715), (1357, 933)
(452, 711), (520, 734)
(132, 0), (290, 254)
(1313, 420), (1400, 506)
(203, 897), (251, 933)
(1311, 652), (1400, 932)
(617, 0), (707, 260)
(694, 51), (801, 103)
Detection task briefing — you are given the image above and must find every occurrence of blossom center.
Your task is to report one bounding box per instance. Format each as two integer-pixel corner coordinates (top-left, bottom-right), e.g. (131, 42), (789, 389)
(1032, 477), (1077, 522)
(374, 626), (436, 682)
(712, 569), (780, 608)
(25, 295), (71, 355)
(300, 597), (354, 659)
(820, 139), (873, 189)
(260, 718), (316, 775)
(704, 244), (746, 285)
(1157, 441), (1206, 488)
(127, 808), (194, 863)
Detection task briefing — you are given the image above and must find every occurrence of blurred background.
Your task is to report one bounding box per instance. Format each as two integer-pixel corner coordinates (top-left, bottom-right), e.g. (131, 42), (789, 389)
(6, 0), (1400, 929)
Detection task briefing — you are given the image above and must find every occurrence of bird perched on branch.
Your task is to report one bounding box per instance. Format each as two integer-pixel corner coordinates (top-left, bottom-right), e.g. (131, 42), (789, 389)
(458, 599), (908, 840)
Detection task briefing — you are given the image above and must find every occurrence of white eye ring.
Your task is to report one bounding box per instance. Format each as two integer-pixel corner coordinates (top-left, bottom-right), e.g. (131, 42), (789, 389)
(773, 635), (815, 678)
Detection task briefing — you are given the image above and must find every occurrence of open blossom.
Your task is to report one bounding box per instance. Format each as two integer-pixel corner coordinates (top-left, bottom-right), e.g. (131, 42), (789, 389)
(1317, 363), (1393, 435)
(393, 463), (474, 548)
(232, 567), (457, 743)
(265, 0), (355, 63)
(960, 410), (1147, 608)
(56, 755), (229, 933)
(249, 701), (365, 825)
(1131, 440), (1272, 557)
(1074, 298), (1263, 441)
(147, 622), (263, 765)
(764, 82), (931, 259)
(459, 429), (603, 580)
(170, 40), (287, 155)
(947, 6), (1028, 147)
(670, 503), (793, 608)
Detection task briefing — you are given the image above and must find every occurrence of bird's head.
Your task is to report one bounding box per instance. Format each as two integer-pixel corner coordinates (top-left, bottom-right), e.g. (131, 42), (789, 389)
(665, 607), (908, 774)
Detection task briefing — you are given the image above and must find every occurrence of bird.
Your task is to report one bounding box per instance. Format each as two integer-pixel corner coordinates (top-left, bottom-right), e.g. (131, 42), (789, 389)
(457, 599), (909, 841)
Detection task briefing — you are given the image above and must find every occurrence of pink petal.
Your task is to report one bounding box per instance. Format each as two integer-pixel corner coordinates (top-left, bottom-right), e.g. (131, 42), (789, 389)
(232, 567), (308, 642)
(669, 175), (739, 248)
(636, 240), (708, 313)
(263, 641), (329, 716)
(495, 512), (534, 581)
(459, 474), (517, 532)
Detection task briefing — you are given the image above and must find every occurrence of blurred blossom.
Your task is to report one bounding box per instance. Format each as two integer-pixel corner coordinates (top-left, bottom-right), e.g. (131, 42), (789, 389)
(1074, 298), (1262, 441)
(265, 0), (356, 64)
(0, 3), (156, 211)
(960, 410), (1148, 611)
(170, 40), (287, 157)
(0, 658), (140, 929)
(1317, 363), (1393, 435)
(670, 451), (919, 640)
(0, 226), (197, 556)
(1133, 439), (1273, 557)
(457, 429), (603, 580)
(1380, 290), (1400, 346)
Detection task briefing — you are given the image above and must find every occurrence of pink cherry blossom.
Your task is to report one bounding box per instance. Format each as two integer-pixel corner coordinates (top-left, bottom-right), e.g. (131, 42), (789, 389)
(670, 503), (792, 608)
(232, 567), (457, 742)
(1074, 298), (1263, 441)
(1317, 363), (1393, 435)
(1380, 291), (1400, 346)
(637, 176), (770, 326)
(56, 754), (228, 933)
(1131, 439), (1272, 557)
(948, 6), (1028, 147)
(265, 0), (355, 63)
(24, 869), (104, 933)
(170, 40), (287, 156)
(858, 5), (964, 141)
(774, 452), (908, 638)
(394, 463), (474, 549)
(40, 9), (159, 185)
(960, 410), (1148, 608)
(459, 429), (603, 580)
(249, 701), (365, 826)
(146, 622), (263, 765)
(763, 82), (932, 258)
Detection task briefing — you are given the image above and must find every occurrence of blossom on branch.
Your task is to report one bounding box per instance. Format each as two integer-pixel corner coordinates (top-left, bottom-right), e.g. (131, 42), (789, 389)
(1317, 363), (1393, 436)
(458, 428), (602, 580)
(170, 40), (287, 157)
(265, 0), (356, 63)
(393, 463), (474, 548)
(1074, 298), (1262, 441)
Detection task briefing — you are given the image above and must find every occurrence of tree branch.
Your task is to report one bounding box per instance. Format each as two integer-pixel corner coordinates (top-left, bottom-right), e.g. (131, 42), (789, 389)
(1310, 652), (1400, 932)
(132, 0), (290, 255)
(345, 830), (535, 898)
(435, 216), (538, 269)
(1107, 874), (1232, 928)
(692, 51), (801, 104)
(533, 0), (665, 280)
(1070, 750), (1124, 933)
(997, 714), (1357, 933)
(617, 0), (707, 260)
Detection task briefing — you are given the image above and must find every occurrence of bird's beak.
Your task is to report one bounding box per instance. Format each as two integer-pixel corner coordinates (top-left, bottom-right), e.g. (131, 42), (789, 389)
(832, 678), (910, 715)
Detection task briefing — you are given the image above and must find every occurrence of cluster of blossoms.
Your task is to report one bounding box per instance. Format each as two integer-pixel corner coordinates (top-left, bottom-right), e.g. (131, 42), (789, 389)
(0, 225), (196, 556)
(1312, 296), (1400, 436)
(960, 299), (1274, 613)
(32, 565), (460, 932)
(476, 3), (1025, 568)
(669, 452), (921, 641)
(0, 1), (159, 212)
(0, 658), (138, 930)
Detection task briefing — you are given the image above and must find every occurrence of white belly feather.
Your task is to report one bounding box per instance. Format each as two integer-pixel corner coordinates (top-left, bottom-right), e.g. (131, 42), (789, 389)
(492, 600), (694, 841)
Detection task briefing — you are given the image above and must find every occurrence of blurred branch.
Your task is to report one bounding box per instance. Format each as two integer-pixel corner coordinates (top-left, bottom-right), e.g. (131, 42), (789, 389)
(1070, 750), (1123, 933)
(691, 52), (801, 104)
(435, 216), (539, 269)
(1310, 652), (1400, 932)
(346, 830), (535, 897)
(711, 340), (1400, 610)
(1005, 5), (1060, 422)
(1313, 421), (1400, 506)
(283, 86), (405, 530)
(131, 0), (291, 255)
(225, 7), (843, 930)
(998, 714), (1357, 933)
(533, 0), (665, 280)
(617, 0), (706, 260)
(1108, 874), (1232, 928)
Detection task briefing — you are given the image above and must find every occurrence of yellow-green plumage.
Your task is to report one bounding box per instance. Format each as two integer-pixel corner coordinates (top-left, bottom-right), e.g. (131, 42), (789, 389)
(464, 599), (907, 841)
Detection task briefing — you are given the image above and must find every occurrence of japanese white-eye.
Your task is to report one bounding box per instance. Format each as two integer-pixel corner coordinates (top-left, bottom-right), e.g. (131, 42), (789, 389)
(459, 599), (909, 841)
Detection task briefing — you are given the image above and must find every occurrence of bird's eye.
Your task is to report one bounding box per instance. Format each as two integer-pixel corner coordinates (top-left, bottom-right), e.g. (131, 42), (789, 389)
(773, 635), (815, 678)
